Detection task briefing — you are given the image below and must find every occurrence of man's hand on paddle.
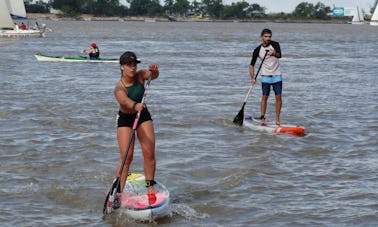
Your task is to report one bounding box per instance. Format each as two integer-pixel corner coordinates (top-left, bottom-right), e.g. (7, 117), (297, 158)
(268, 49), (276, 57)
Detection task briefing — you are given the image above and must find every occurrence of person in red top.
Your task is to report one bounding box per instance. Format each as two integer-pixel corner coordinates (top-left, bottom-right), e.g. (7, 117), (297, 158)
(20, 22), (27, 30)
(83, 43), (100, 60)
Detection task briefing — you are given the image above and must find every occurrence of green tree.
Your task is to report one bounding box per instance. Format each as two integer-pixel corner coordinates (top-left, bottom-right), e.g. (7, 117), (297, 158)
(292, 2), (314, 18)
(190, 0), (203, 15)
(202, 0), (224, 18)
(50, 0), (129, 16)
(25, 0), (51, 13)
(312, 2), (330, 19)
(223, 1), (249, 19)
(247, 3), (266, 18)
(51, 0), (88, 16)
(292, 1), (330, 19)
(147, 0), (164, 16)
(128, 0), (149, 15)
(128, 0), (163, 16)
(92, 0), (122, 16)
(173, 0), (190, 16)
(164, 0), (174, 15)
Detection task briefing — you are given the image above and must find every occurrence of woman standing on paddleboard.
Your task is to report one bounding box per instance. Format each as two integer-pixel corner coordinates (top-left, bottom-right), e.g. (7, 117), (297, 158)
(114, 51), (159, 194)
(250, 28), (283, 126)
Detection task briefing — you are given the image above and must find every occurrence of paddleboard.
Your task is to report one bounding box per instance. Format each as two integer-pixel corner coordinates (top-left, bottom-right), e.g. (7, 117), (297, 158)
(118, 173), (170, 221)
(244, 116), (305, 136)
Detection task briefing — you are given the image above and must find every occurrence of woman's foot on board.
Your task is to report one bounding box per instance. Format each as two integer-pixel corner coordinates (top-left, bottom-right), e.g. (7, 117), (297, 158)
(146, 180), (158, 194)
(146, 180), (158, 205)
(147, 188), (157, 205)
(147, 186), (158, 194)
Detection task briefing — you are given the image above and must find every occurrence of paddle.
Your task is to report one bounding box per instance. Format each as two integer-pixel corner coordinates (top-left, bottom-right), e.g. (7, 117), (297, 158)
(233, 50), (269, 126)
(103, 71), (153, 215)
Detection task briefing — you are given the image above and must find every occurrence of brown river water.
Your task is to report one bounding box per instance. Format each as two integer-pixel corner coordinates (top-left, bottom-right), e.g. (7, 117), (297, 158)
(0, 20), (377, 226)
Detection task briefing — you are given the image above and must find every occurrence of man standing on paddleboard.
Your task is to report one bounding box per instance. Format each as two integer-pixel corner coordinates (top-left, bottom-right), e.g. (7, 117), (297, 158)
(250, 28), (282, 126)
(114, 51), (159, 194)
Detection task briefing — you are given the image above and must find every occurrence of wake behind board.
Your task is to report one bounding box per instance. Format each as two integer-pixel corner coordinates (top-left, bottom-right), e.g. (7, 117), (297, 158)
(119, 173), (170, 221)
(244, 116), (305, 136)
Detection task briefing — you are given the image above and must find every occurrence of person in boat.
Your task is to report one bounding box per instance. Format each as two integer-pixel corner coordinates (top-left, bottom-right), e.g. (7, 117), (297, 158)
(83, 43), (100, 60)
(114, 51), (159, 194)
(250, 28), (282, 126)
(20, 22), (27, 30)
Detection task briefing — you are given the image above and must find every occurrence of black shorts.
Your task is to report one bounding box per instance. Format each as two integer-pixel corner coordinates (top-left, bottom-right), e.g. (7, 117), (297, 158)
(116, 108), (152, 128)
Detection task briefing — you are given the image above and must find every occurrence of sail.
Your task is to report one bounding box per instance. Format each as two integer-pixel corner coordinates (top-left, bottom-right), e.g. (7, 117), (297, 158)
(352, 6), (363, 23)
(6, 0), (27, 19)
(371, 3), (378, 25)
(352, 12), (359, 22)
(0, 0), (15, 29)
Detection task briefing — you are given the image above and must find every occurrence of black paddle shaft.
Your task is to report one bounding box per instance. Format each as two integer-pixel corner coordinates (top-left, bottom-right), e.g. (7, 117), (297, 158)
(253, 49), (269, 81)
(233, 50), (269, 126)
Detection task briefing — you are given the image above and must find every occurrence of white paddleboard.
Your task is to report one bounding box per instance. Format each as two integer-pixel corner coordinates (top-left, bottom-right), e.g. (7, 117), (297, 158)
(244, 116), (305, 136)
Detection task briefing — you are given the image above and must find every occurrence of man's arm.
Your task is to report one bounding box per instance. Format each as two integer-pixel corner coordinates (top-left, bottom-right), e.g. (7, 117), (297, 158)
(250, 46), (260, 84)
(271, 41), (281, 58)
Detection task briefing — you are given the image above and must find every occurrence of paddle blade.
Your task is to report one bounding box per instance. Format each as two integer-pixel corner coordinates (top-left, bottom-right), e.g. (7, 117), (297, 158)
(233, 103), (245, 126)
(103, 177), (121, 215)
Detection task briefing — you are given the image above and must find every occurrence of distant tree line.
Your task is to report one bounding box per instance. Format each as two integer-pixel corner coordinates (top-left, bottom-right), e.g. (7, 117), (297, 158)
(291, 2), (330, 19)
(25, 0), (50, 13)
(25, 0), (332, 20)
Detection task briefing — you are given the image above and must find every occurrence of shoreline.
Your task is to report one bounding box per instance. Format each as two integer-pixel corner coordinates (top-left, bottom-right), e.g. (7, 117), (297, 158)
(27, 13), (351, 24)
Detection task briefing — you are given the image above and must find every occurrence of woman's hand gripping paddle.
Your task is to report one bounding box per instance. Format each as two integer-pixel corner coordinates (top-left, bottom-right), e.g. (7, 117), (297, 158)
(233, 50), (269, 126)
(103, 71), (153, 215)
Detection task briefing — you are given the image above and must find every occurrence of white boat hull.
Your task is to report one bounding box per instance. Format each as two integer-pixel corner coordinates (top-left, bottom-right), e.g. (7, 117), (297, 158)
(35, 53), (118, 63)
(0, 0), (46, 37)
(0, 29), (44, 38)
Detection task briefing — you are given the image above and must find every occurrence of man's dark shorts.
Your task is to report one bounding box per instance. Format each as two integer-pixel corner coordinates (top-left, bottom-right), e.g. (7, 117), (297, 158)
(262, 81), (282, 96)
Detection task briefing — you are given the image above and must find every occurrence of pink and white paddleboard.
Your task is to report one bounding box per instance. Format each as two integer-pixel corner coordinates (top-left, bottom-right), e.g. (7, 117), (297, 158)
(118, 173), (170, 221)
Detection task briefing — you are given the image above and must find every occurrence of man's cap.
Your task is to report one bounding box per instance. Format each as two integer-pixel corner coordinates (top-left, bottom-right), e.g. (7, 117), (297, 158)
(90, 43), (97, 47)
(119, 51), (141, 65)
